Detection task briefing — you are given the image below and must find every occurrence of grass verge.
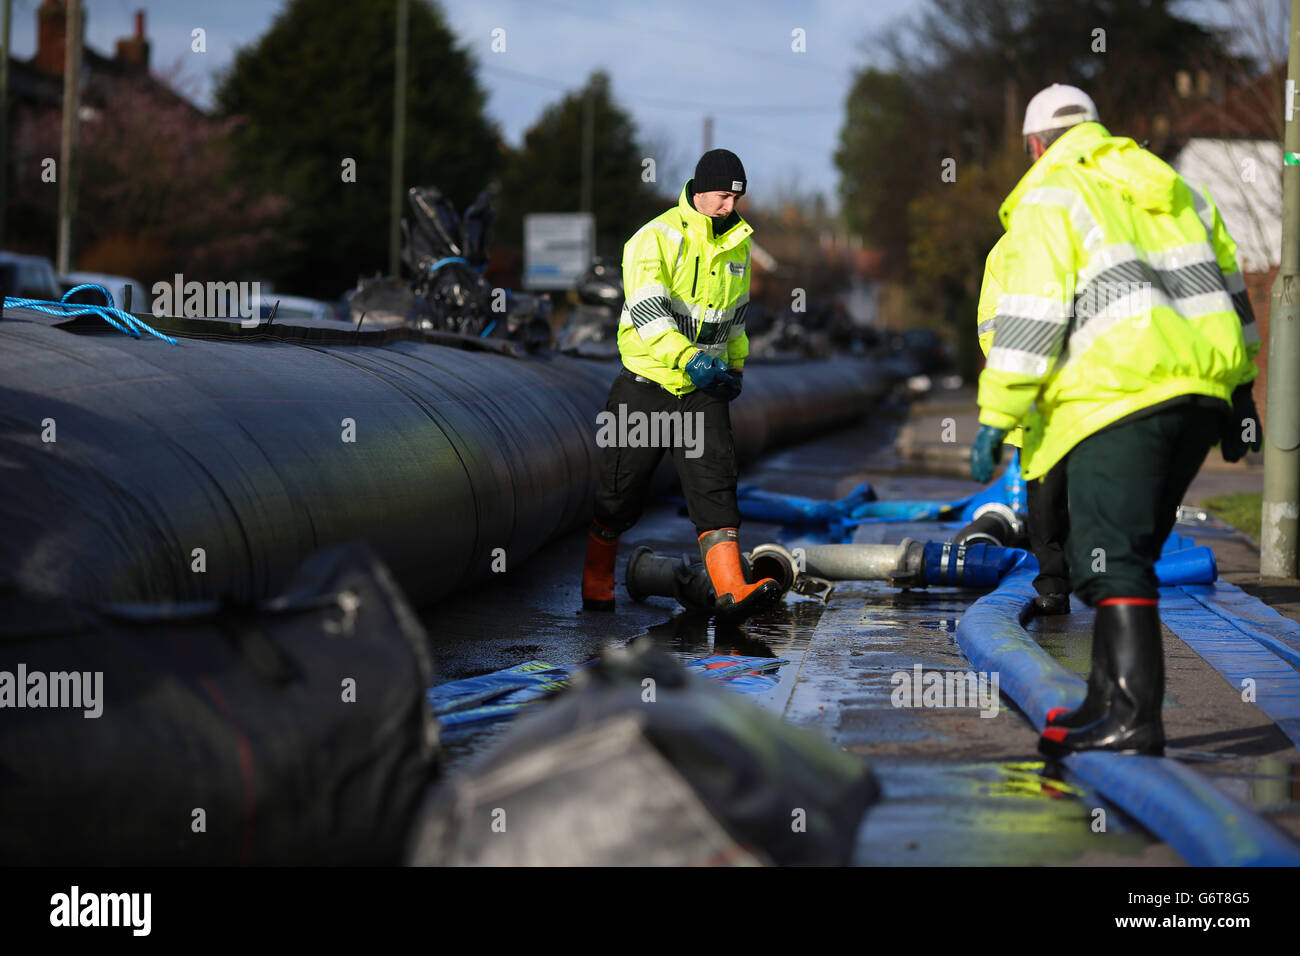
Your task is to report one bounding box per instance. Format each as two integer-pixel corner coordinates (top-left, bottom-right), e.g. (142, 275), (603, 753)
(1201, 492), (1262, 541)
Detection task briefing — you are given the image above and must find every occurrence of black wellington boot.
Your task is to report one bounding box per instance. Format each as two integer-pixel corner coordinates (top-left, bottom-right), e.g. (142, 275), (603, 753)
(1032, 593), (1071, 616)
(1045, 618), (1112, 729)
(1039, 601), (1165, 758)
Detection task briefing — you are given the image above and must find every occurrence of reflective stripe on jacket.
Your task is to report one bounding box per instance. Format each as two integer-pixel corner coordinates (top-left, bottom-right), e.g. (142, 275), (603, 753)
(976, 235), (1024, 449)
(977, 122), (1259, 480)
(617, 180), (752, 395)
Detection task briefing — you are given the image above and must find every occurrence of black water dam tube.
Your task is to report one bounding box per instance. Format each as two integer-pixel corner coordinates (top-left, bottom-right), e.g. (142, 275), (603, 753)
(0, 309), (891, 608)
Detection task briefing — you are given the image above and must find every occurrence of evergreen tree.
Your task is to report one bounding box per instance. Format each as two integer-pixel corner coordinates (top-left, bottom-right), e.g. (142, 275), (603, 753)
(215, 0), (501, 297)
(496, 71), (667, 260)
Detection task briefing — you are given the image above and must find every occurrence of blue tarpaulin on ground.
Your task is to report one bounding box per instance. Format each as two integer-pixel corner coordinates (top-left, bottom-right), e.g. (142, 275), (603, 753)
(848, 452), (1028, 524)
(429, 653), (790, 728)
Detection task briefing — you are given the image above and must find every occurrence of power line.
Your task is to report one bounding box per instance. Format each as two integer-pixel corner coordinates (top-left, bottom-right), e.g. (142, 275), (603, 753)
(517, 0), (849, 79)
(481, 63), (840, 115)
(713, 116), (831, 159)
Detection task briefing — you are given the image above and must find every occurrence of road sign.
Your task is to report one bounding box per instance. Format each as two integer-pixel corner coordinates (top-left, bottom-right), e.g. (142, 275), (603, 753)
(523, 213), (595, 291)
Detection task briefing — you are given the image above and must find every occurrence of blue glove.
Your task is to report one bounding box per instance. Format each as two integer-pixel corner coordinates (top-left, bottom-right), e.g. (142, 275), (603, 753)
(709, 370), (743, 401)
(1220, 384), (1262, 462)
(970, 424), (1008, 484)
(684, 350), (731, 391)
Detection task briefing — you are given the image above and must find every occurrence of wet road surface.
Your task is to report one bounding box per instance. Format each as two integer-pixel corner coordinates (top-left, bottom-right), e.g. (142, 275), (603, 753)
(420, 402), (1300, 864)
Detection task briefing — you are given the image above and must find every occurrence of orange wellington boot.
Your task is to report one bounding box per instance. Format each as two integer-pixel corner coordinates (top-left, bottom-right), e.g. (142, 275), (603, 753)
(699, 528), (781, 621)
(581, 523), (619, 611)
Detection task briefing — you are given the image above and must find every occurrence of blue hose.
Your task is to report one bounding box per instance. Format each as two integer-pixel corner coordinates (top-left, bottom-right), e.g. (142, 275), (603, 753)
(955, 566), (1300, 865)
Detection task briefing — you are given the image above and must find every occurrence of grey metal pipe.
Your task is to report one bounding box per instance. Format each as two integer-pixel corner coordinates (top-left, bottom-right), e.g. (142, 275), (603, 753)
(801, 541), (925, 585)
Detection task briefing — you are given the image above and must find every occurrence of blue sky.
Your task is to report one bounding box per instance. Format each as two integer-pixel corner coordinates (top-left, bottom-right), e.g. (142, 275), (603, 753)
(3, 0), (1250, 205)
(4, 0), (918, 204)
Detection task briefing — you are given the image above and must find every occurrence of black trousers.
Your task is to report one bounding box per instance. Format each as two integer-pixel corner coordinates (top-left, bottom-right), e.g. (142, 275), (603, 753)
(1026, 459), (1071, 597)
(593, 372), (741, 537)
(1065, 402), (1223, 605)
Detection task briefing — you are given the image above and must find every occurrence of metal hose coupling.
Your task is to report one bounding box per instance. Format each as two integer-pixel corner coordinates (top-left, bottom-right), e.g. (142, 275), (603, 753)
(747, 543), (834, 602)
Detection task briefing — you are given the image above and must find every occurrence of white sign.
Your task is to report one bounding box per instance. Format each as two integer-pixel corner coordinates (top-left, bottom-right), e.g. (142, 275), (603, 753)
(524, 213), (595, 290)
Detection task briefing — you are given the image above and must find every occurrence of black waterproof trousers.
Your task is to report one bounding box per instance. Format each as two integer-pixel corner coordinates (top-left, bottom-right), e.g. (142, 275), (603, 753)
(1026, 459), (1072, 598)
(1065, 399), (1225, 605)
(593, 371), (741, 537)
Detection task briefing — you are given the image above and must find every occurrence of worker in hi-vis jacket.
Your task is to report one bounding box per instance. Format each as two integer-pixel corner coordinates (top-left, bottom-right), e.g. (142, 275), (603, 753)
(581, 149), (779, 622)
(976, 234), (1072, 618)
(971, 84), (1260, 758)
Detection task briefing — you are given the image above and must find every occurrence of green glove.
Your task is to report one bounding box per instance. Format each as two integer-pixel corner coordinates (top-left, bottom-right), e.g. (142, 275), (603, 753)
(970, 424), (1008, 484)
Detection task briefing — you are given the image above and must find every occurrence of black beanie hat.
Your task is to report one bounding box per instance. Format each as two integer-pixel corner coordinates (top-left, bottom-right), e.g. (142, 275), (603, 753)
(693, 148), (746, 196)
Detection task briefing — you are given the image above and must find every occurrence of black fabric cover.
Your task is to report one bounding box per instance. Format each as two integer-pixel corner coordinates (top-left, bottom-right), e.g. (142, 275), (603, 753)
(0, 543), (437, 865)
(407, 641), (878, 866)
(0, 311), (887, 610)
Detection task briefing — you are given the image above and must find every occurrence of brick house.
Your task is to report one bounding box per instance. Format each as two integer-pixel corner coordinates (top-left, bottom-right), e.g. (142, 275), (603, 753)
(1164, 67), (1283, 425)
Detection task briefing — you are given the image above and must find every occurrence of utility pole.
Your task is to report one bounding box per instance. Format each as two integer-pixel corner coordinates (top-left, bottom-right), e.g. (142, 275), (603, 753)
(57, 0), (81, 274)
(1, 0), (12, 248)
(1003, 77), (1018, 154)
(388, 0), (408, 277)
(580, 83), (593, 213)
(703, 115), (713, 153)
(1262, 0), (1300, 578)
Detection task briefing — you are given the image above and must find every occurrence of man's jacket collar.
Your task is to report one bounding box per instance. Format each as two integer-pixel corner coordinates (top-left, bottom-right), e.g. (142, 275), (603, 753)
(677, 180), (751, 245)
(999, 122), (1180, 227)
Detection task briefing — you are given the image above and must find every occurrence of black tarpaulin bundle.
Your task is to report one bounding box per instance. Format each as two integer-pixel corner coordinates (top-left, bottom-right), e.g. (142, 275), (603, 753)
(407, 641), (879, 866)
(0, 543), (437, 865)
(395, 185), (555, 342)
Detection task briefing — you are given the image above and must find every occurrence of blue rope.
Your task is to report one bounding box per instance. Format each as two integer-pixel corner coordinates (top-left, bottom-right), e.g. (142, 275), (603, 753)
(429, 256), (469, 274)
(4, 284), (179, 345)
(428, 256), (487, 275)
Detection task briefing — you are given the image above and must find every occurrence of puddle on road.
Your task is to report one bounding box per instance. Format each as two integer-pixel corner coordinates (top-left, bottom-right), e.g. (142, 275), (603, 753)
(431, 597), (830, 774)
(856, 758), (1159, 865)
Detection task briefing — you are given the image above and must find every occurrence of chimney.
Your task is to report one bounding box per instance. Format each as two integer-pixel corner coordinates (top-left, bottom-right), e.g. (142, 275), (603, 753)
(35, 0), (73, 77)
(115, 10), (150, 72)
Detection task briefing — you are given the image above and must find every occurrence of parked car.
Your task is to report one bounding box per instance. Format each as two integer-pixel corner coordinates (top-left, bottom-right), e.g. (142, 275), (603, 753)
(60, 271), (149, 312)
(258, 294), (339, 323)
(0, 251), (60, 301)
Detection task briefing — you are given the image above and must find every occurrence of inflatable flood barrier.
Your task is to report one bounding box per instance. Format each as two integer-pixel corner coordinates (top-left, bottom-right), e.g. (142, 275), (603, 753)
(0, 307), (889, 608)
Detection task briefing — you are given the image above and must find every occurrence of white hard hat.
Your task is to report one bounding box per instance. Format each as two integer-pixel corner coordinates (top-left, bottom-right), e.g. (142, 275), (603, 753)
(1022, 84), (1098, 137)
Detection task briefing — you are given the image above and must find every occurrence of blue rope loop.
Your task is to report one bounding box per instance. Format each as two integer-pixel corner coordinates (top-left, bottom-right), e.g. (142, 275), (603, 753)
(428, 256), (486, 275)
(3, 285), (178, 345)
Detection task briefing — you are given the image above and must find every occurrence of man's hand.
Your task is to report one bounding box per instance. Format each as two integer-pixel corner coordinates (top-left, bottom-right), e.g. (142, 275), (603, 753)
(1221, 384), (1262, 463)
(708, 370), (743, 401)
(970, 424), (1009, 484)
(685, 350), (731, 391)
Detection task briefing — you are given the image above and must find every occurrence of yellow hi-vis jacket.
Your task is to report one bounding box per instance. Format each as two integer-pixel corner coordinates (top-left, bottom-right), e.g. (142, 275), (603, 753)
(618, 180), (752, 395)
(976, 122), (1259, 481)
(976, 234), (1025, 449)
